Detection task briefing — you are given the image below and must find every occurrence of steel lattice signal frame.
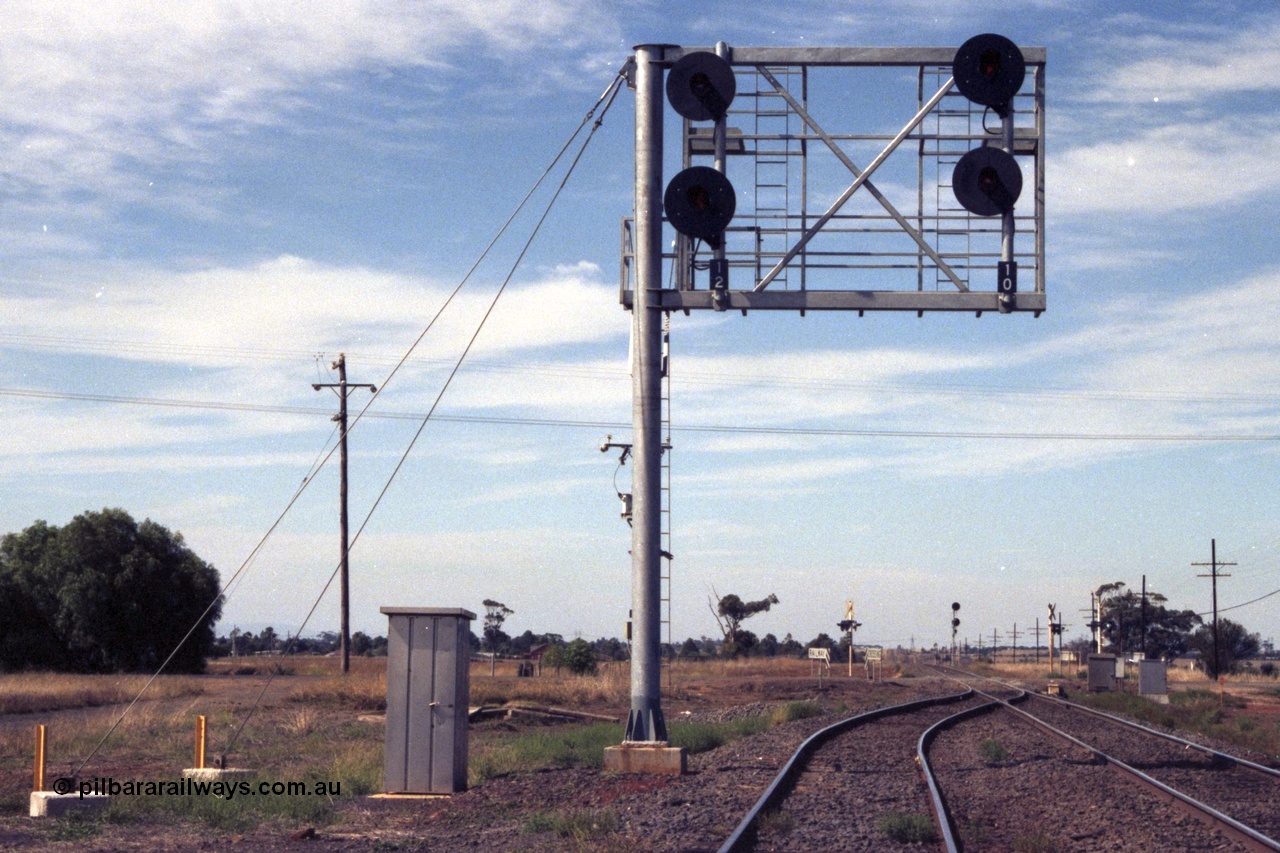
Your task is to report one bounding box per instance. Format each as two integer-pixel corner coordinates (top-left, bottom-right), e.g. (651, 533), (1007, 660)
(620, 45), (1046, 315)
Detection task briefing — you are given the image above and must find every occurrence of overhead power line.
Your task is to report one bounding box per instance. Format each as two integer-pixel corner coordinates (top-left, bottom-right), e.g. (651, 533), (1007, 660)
(1198, 586), (1280, 618)
(9, 330), (1280, 408)
(5, 385), (1280, 442)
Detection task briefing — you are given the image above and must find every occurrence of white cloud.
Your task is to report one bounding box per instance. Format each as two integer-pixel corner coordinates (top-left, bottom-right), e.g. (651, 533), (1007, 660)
(1049, 119), (1280, 216)
(10, 261), (1279, 486)
(0, 1), (618, 197)
(6, 255), (625, 372)
(1089, 20), (1280, 105)
(1, 253), (632, 482)
(652, 268), (1280, 483)
(1050, 15), (1280, 218)
(469, 262), (629, 354)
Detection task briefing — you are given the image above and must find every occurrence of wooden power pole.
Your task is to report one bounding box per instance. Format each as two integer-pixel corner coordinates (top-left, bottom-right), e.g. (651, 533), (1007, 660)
(1193, 539), (1236, 678)
(313, 354), (376, 673)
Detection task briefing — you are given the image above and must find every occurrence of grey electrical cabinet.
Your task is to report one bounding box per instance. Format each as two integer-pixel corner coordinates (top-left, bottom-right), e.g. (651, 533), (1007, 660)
(1087, 654), (1116, 692)
(381, 607), (475, 794)
(1138, 658), (1168, 698)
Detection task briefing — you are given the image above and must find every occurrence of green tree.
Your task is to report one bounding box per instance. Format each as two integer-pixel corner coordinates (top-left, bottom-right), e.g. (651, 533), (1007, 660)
(509, 629), (538, 656)
(725, 629), (758, 658)
(710, 591), (779, 657)
(560, 638), (597, 675)
(1096, 582), (1201, 660)
(808, 632), (838, 651)
(753, 633), (780, 657)
(593, 636), (628, 661)
(481, 599), (514, 676)
(0, 509), (222, 673)
(779, 633), (805, 657)
(1188, 618), (1261, 677)
(482, 599), (514, 654)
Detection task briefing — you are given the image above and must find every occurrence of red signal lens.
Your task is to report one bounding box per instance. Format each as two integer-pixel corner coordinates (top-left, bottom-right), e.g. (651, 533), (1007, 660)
(688, 185), (712, 211)
(980, 48), (1001, 79)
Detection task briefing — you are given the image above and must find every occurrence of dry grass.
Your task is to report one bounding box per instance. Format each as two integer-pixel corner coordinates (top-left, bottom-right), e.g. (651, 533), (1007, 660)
(1167, 666), (1213, 683)
(976, 658), (1280, 688)
(287, 667), (387, 712)
(0, 672), (205, 716)
(669, 657), (815, 678)
(0, 673), (385, 815)
(466, 656), (833, 709)
(964, 658), (1280, 761)
(0, 697), (208, 810)
(471, 663), (629, 709)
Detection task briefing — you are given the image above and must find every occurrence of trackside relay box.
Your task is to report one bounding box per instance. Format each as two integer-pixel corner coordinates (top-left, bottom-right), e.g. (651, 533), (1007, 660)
(381, 607), (475, 794)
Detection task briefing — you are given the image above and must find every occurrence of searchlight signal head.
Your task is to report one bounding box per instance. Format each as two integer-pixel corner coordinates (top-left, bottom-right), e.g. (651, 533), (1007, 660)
(664, 165), (736, 248)
(952, 146), (1022, 217)
(666, 51), (736, 123)
(953, 33), (1025, 117)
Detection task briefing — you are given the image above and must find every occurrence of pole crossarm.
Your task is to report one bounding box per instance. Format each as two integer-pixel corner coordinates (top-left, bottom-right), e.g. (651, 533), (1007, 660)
(1194, 538), (1237, 677)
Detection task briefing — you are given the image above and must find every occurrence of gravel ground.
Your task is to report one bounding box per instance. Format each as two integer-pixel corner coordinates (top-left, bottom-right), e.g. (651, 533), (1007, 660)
(928, 706), (1251, 852)
(752, 691), (980, 852)
(1016, 694), (1280, 842)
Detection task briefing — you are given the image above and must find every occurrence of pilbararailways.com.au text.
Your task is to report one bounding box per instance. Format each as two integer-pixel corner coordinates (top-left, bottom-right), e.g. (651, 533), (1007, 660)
(55, 776), (340, 800)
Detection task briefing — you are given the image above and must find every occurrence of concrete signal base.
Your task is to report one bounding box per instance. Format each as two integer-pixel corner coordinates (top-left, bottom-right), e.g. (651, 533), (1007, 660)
(29, 792), (109, 818)
(602, 743), (687, 776)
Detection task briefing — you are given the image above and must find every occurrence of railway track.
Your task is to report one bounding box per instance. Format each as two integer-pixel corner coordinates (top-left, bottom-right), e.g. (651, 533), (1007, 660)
(936, 667), (1280, 852)
(717, 688), (985, 852)
(720, 669), (1280, 852)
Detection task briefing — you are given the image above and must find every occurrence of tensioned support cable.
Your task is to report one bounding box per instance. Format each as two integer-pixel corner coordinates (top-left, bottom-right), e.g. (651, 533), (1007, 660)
(68, 66), (629, 780)
(217, 68), (628, 761)
(67, 425), (340, 780)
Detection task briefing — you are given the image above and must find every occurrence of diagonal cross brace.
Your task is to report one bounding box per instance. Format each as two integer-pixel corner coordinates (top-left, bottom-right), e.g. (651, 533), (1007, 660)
(754, 66), (967, 292)
(753, 77), (957, 292)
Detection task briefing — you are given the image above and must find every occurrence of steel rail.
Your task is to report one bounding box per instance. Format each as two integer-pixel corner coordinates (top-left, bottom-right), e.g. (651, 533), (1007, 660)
(1029, 692), (1280, 781)
(1003, 697), (1280, 853)
(916, 701), (998, 853)
(716, 688), (974, 853)
(935, 668), (1280, 852)
(937, 664), (1280, 781)
(915, 688), (1030, 853)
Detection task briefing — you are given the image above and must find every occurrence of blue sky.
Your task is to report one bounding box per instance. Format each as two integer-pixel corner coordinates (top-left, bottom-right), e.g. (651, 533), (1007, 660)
(3, 0), (1279, 653)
